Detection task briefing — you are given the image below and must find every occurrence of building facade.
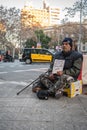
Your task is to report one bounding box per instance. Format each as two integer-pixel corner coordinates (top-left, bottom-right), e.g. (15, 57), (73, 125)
(21, 0), (60, 28)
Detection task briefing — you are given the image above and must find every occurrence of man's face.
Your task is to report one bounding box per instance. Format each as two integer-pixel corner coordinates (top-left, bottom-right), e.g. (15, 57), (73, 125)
(62, 42), (71, 52)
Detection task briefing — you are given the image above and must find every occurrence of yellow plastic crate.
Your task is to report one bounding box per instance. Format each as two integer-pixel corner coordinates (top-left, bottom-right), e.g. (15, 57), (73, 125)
(63, 80), (82, 98)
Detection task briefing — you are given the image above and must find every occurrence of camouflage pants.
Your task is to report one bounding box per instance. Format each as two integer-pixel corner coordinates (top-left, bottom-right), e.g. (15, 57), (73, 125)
(39, 73), (74, 94)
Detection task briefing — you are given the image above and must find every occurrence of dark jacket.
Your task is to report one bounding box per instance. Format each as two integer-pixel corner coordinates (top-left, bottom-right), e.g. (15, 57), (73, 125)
(50, 50), (83, 80)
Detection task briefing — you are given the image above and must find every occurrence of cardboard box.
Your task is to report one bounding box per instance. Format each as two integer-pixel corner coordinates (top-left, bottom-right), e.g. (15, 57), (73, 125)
(63, 80), (82, 98)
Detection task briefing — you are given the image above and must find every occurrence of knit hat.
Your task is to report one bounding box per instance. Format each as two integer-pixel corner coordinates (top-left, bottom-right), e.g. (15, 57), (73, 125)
(62, 37), (73, 48)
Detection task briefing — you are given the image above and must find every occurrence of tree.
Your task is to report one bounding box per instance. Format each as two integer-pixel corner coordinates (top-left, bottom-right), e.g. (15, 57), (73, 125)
(35, 30), (51, 48)
(24, 38), (37, 48)
(64, 0), (87, 50)
(65, 0), (87, 18)
(5, 7), (20, 48)
(0, 5), (21, 56)
(0, 6), (7, 46)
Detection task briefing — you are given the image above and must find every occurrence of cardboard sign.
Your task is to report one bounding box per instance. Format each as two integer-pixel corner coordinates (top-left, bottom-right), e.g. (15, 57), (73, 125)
(52, 59), (65, 74)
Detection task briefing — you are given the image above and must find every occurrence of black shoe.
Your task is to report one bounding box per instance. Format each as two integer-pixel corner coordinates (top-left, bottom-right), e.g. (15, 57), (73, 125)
(37, 90), (49, 100)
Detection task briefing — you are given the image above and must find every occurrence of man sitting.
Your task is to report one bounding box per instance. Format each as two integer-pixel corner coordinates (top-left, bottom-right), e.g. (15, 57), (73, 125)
(32, 37), (83, 99)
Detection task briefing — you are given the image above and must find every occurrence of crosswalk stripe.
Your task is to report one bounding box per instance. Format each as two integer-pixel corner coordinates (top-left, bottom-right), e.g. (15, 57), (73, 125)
(0, 72), (8, 74)
(0, 81), (29, 85)
(0, 68), (48, 74)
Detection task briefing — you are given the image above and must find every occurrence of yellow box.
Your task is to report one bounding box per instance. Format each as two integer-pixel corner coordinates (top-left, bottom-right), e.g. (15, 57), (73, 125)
(63, 80), (82, 98)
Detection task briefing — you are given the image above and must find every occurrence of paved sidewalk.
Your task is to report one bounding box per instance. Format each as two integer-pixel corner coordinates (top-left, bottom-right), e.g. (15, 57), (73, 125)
(0, 81), (87, 130)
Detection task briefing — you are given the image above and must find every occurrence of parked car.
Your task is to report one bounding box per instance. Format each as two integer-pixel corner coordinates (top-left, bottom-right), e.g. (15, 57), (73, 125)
(3, 54), (14, 62)
(22, 48), (54, 64)
(0, 50), (5, 61)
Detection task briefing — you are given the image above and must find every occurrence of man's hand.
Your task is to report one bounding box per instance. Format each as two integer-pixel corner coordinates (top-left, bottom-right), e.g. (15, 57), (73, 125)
(49, 71), (63, 81)
(56, 71), (63, 76)
(49, 73), (55, 80)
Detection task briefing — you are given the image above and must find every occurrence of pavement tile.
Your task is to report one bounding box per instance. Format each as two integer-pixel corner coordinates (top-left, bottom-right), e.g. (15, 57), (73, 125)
(0, 121), (13, 130)
(0, 83), (87, 130)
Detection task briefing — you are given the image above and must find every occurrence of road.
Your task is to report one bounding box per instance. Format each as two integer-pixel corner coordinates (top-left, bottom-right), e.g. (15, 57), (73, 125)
(0, 60), (49, 85)
(0, 57), (87, 87)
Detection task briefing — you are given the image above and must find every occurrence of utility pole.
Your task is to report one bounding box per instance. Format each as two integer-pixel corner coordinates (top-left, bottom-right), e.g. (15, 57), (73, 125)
(78, 0), (83, 51)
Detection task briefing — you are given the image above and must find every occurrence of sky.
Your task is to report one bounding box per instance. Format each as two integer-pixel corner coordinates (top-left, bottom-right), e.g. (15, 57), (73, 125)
(0, 0), (79, 23)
